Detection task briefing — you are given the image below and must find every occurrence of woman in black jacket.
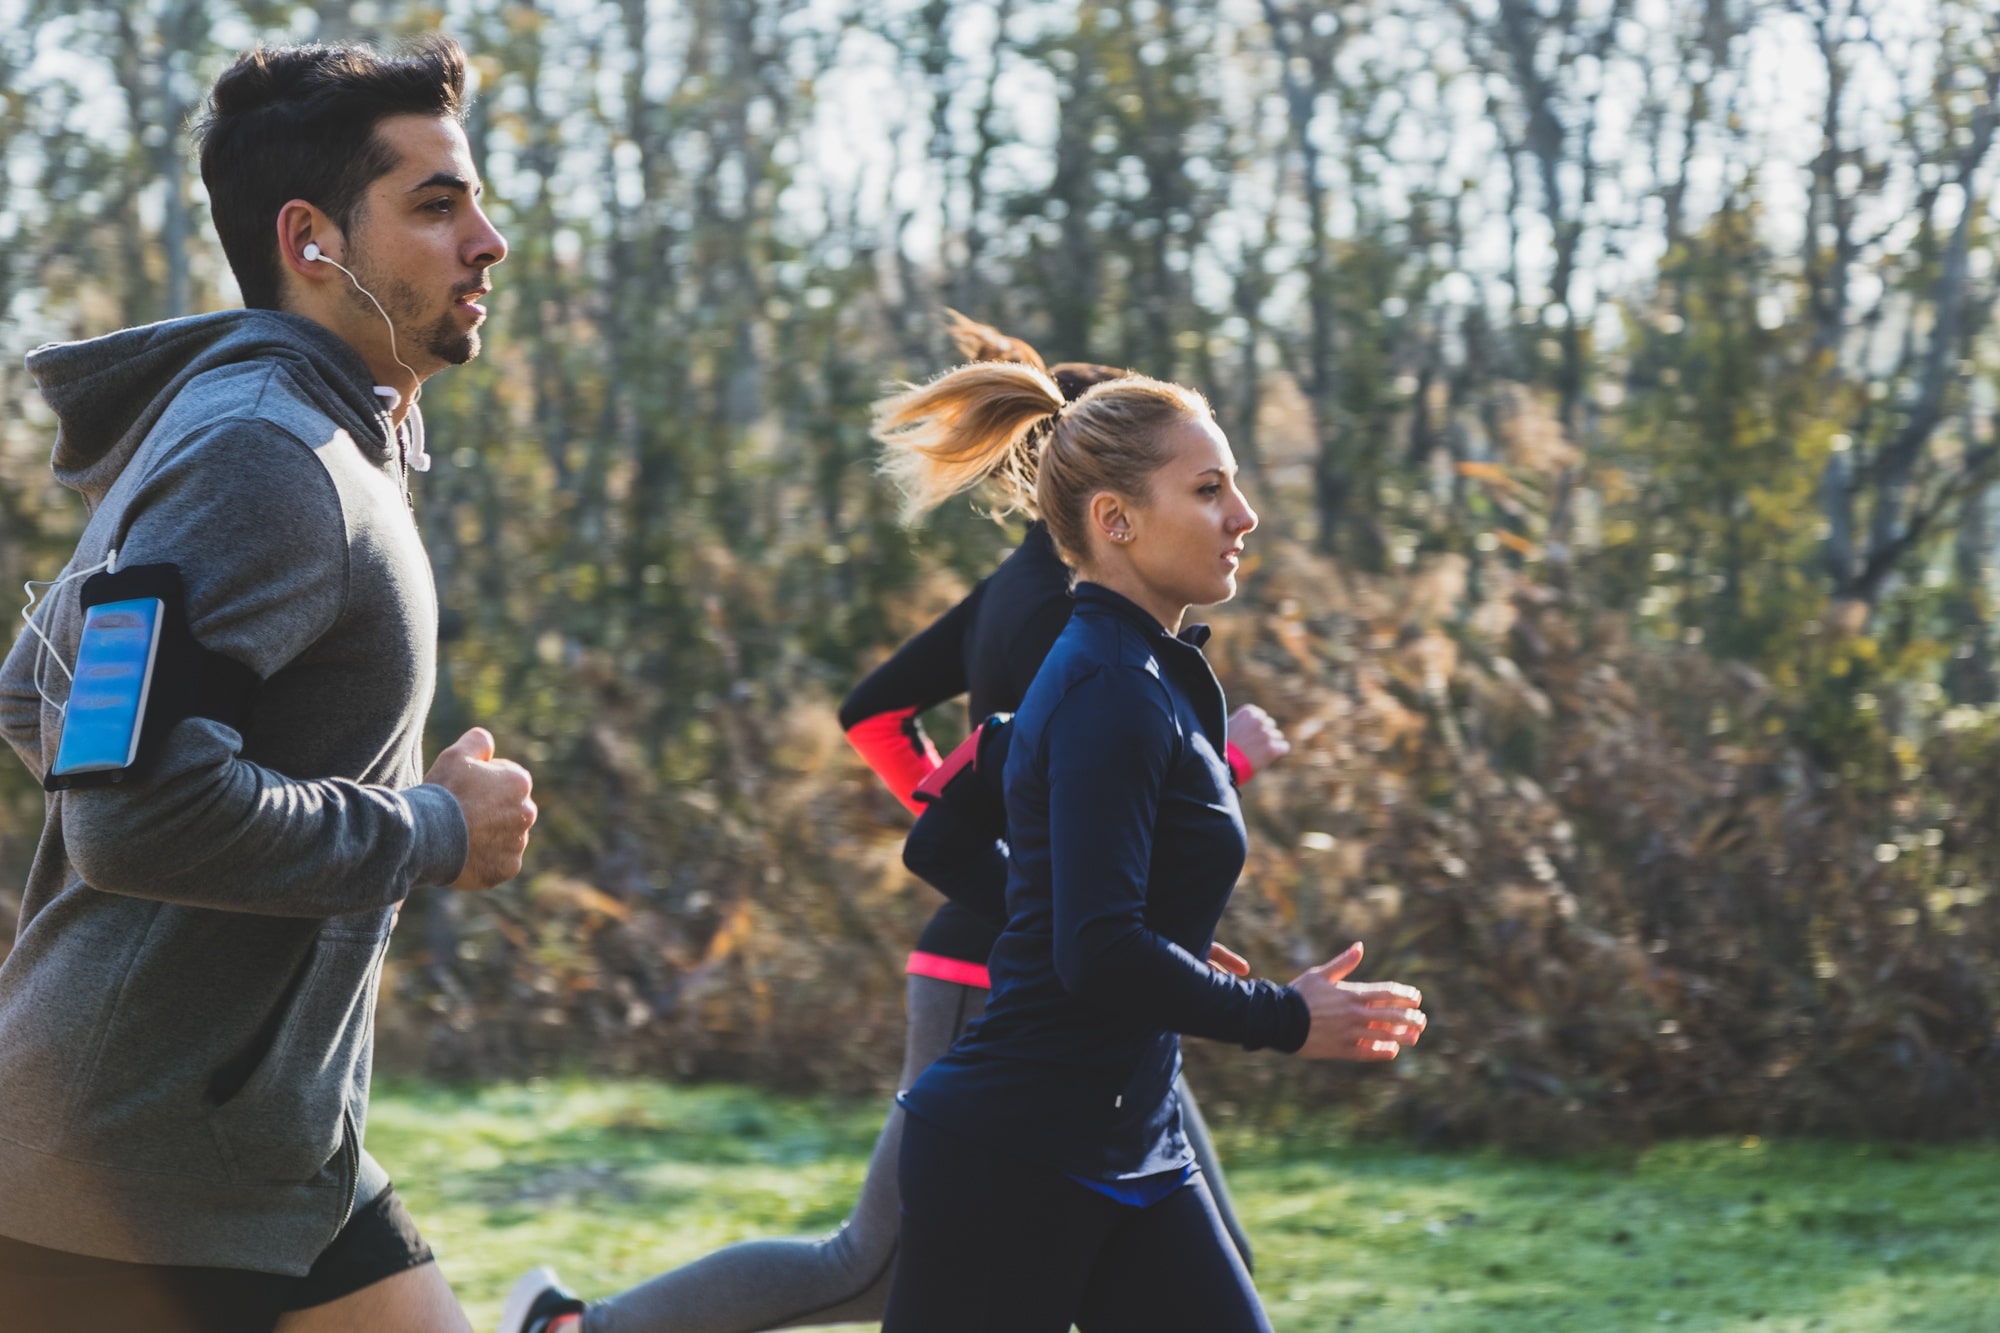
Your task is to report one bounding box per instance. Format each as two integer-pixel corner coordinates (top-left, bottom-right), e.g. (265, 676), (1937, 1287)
(877, 362), (1428, 1332)
(837, 317), (1285, 1273)
(499, 319), (1285, 1333)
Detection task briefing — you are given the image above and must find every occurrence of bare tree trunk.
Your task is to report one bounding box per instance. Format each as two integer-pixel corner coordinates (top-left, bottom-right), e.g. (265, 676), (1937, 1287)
(1261, 0), (1352, 557)
(1227, 206), (1279, 482)
(953, 0), (1014, 315)
(1835, 48), (2000, 604)
(1046, 12), (1104, 358)
(1946, 472), (1997, 705)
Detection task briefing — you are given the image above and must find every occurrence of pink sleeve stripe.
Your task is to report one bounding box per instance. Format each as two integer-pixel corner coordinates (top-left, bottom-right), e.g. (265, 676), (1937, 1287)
(846, 707), (942, 815)
(913, 722), (985, 803)
(905, 950), (992, 989)
(1226, 740), (1255, 787)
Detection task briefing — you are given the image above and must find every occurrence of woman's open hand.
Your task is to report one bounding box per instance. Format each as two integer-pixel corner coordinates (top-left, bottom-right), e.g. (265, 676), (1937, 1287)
(1290, 942), (1425, 1060)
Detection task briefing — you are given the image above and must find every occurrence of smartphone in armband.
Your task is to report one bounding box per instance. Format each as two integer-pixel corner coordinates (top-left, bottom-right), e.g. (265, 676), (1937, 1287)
(49, 597), (165, 783)
(41, 562), (263, 794)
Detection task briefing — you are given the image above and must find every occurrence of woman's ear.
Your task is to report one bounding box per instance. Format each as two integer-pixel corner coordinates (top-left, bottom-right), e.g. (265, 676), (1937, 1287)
(1089, 490), (1134, 548)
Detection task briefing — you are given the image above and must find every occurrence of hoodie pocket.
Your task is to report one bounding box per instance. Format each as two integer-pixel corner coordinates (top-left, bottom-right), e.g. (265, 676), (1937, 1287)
(208, 930), (385, 1186)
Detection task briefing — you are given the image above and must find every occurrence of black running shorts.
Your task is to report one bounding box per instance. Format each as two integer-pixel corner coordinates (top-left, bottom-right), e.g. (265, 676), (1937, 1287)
(0, 1183), (435, 1332)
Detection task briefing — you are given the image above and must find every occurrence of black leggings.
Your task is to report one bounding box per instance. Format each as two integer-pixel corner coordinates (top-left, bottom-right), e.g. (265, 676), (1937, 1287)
(882, 1113), (1270, 1333)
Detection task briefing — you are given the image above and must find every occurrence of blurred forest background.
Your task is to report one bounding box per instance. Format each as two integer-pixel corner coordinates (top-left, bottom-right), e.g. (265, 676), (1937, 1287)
(3, 0), (2000, 1150)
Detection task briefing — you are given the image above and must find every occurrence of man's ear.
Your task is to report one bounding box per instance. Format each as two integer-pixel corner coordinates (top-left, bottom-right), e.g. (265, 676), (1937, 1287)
(275, 199), (342, 281)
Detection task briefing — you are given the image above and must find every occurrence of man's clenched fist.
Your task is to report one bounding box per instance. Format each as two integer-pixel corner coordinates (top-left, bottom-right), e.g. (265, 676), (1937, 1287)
(425, 727), (536, 891)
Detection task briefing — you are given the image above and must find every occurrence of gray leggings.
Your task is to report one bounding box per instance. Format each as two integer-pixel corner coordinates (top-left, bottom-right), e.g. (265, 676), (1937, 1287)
(584, 975), (1252, 1333)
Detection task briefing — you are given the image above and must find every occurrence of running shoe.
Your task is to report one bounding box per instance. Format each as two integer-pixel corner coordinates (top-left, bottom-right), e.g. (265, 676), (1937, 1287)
(498, 1265), (586, 1333)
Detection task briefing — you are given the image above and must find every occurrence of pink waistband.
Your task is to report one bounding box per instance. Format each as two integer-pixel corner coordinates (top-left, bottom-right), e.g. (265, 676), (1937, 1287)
(906, 950), (992, 989)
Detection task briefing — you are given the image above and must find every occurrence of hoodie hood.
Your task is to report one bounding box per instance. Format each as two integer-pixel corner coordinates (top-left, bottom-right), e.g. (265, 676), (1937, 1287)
(26, 309), (408, 508)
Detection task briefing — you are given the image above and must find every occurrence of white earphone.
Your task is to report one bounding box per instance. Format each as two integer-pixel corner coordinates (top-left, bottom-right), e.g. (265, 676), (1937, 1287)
(302, 241), (421, 411)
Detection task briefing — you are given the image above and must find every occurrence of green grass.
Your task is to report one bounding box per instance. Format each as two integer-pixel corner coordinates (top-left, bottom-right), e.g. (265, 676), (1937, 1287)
(369, 1079), (2000, 1331)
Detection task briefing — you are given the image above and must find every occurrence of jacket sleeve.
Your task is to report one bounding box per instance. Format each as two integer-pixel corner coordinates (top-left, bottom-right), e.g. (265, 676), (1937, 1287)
(902, 802), (1009, 927)
(57, 420), (468, 918)
(901, 715), (1014, 922)
(838, 587), (977, 811)
(1044, 668), (1308, 1053)
(0, 610), (45, 774)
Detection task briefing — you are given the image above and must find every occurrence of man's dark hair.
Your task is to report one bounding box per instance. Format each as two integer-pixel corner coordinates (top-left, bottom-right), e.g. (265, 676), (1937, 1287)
(195, 37), (467, 310)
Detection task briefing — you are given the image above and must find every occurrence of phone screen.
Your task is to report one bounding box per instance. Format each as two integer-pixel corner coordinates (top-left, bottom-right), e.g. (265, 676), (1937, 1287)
(51, 597), (164, 778)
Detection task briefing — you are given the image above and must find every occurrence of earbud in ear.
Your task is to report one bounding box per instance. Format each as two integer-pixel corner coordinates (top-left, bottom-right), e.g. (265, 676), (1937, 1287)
(303, 243), (322, 263)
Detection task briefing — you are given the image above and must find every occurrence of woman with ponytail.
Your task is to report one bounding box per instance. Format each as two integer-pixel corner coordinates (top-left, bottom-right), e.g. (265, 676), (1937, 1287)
(501, 319), (1285, 1333)
(879, 361), (1428, 1331)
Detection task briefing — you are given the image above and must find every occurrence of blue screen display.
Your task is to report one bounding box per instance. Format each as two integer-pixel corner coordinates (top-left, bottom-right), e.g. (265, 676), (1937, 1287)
(52, 597), (163, 777)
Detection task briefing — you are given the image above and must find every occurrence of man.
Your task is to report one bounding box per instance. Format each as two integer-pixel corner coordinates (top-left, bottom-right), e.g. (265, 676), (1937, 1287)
(0, 37), (530, 1332)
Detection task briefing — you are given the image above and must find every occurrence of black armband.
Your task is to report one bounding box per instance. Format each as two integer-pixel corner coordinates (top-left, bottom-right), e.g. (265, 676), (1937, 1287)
(46, 563), (261, 792)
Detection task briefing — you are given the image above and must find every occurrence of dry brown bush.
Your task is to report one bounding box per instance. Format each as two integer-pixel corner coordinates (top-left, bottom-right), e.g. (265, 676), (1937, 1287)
(368, 534), (2000, 1149)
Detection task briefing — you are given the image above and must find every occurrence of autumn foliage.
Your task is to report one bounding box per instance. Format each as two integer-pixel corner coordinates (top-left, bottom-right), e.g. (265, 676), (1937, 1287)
(337, 501), (2000, 1149)
(4, 0), (2000, 1151)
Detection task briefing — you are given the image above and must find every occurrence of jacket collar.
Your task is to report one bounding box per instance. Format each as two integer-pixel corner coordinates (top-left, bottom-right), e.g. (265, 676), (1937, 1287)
(1073, 582), (1212, 651)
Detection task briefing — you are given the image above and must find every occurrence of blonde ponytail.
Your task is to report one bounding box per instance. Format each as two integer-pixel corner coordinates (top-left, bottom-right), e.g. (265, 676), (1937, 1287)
(873, 361), (1067, 522)
(944, 309), (1049, 375)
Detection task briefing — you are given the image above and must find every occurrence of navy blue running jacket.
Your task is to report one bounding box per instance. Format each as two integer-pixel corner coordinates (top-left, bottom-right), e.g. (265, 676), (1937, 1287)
(900, 583), (1311, 1183)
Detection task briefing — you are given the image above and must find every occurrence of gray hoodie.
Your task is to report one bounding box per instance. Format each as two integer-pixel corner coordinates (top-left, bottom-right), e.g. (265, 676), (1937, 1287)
(0, 309), (469, 1274)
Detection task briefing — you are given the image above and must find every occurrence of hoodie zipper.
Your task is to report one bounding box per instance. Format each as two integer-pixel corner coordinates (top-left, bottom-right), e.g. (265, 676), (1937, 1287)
(387, 417), (413, 514)
(332, 1104), (361, 1245)
(372, 391), (414, 514)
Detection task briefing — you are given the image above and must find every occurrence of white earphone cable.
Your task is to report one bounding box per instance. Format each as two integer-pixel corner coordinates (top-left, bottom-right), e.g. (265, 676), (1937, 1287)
(306, 246), (422, 411)
(20, 549), (117, 716)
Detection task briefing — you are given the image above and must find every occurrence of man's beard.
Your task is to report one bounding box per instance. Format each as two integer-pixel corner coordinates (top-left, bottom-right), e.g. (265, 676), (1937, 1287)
(420, 302), (479, 366)
(343, 262), (480, 370)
